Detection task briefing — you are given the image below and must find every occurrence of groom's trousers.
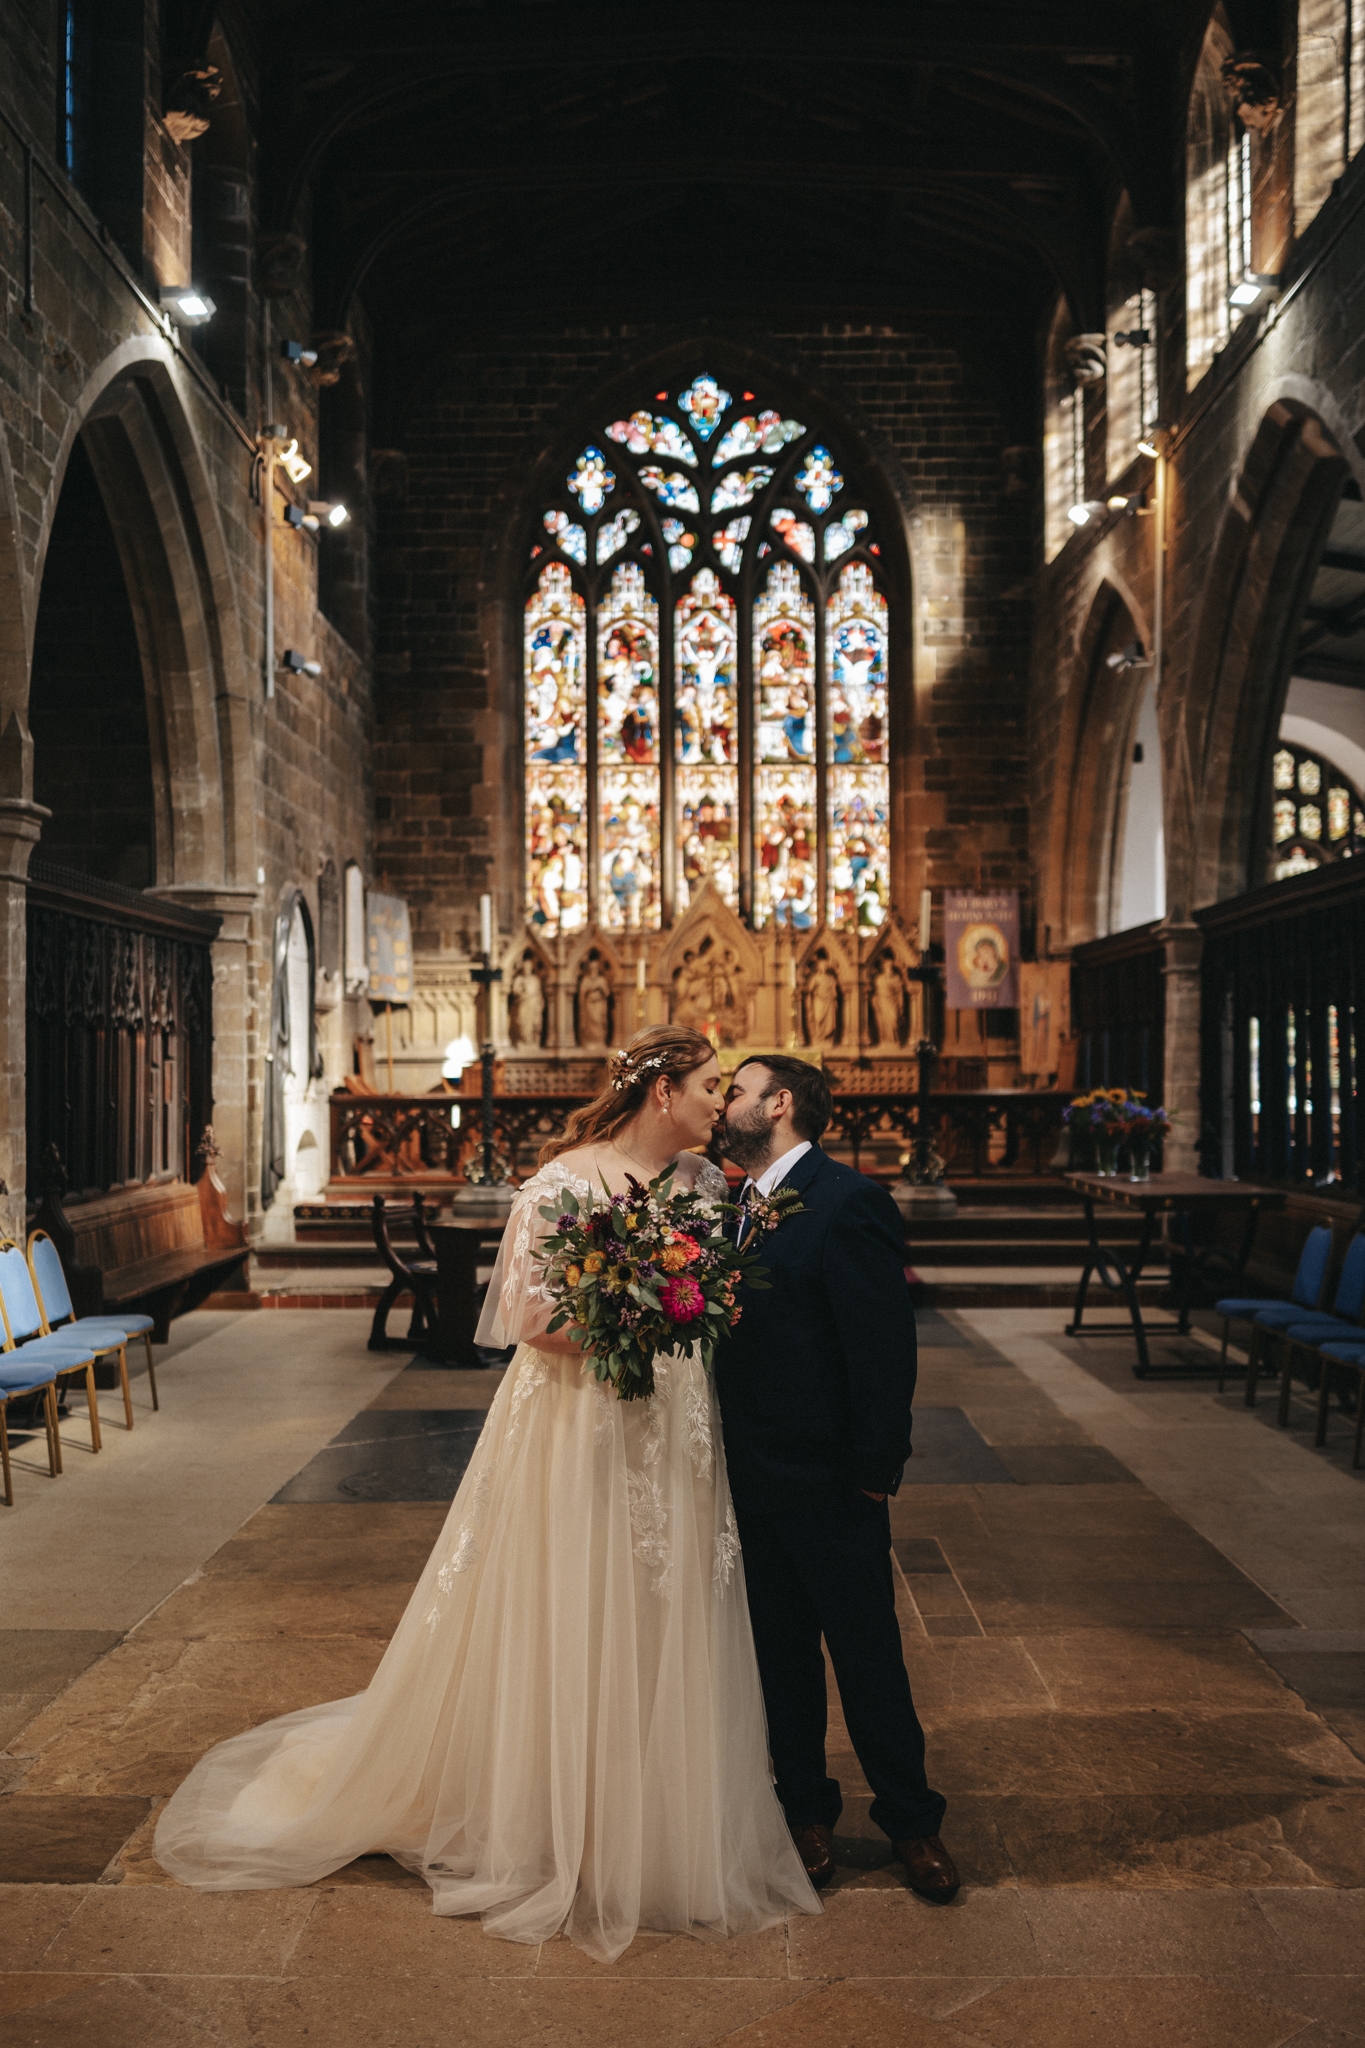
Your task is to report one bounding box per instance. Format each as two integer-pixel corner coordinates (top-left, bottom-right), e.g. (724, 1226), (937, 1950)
(731, 1482), (946, 1843)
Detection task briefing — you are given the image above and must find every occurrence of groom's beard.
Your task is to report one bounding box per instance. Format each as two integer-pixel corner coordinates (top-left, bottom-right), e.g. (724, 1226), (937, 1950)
(716, 1103), (776, 1174)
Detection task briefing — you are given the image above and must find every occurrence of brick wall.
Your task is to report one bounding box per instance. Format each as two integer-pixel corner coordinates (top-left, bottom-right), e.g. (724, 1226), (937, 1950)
(374, 324), (1034, 960)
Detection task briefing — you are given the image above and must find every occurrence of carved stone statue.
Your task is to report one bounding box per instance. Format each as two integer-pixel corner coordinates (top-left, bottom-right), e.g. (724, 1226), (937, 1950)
(671, 948), (710, 1031)
(714, 946), (748, 1047)
(804, 956), (841, 1046)
(508, 957), (545, 1049)
(871, 956), (907, 1048)
(576, 955), (613, 1046)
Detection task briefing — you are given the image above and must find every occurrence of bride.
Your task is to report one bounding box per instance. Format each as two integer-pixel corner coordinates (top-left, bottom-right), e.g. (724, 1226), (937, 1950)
(155, 1024), (819, 1962)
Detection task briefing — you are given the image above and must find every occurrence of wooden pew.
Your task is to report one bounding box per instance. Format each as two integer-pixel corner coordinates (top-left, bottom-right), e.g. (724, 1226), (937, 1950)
(31, 1158), (249, 1346)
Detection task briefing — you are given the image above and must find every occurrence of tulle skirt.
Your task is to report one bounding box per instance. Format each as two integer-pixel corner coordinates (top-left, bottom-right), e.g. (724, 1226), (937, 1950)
(154, 1342), (819, 1961)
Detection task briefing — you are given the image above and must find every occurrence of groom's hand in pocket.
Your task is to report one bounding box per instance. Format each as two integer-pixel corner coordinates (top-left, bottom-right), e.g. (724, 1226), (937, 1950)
(861, 1490), (887, 1501)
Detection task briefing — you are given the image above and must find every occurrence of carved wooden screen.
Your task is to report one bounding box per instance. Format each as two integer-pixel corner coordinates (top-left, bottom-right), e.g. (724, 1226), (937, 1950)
(524, 373), (890, 939)
(26, 863), (217, 1196)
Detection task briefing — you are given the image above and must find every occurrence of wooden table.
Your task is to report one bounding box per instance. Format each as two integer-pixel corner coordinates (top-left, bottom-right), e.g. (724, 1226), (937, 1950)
(428, 1212), (512, 1366)
(1064, 1172), (1285, 1377)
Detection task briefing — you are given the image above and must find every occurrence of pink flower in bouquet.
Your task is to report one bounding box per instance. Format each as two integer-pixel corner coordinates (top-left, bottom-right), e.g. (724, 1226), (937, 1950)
(659, 1274), (704, 1323)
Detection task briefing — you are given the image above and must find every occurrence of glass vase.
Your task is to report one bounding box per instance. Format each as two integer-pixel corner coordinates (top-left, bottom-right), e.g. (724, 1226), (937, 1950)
(1128, 1139), (1152, 1183)
(1094, 1133), (1119, 1177)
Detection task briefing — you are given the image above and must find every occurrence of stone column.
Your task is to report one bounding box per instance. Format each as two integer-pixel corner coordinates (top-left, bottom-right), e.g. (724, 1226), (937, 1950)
(1160, 920), (1204, 1173)
(150, 885), (259, 1226)
(0, 795), (49, 1241)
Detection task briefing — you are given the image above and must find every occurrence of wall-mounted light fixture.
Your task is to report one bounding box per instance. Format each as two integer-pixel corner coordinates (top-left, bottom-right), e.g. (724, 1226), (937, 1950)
(1067, 500), (1107, 527)
(281, 340), (319, 367)
(158, 285), (216, 324)
(278, 439), (313, 486)
(1137, 424), (1168, 460)
(1230, 271), (1280, 309)
(1105, 641), (1152, 673)
(1111, 327), (1151, 348)
(1106, 490), (1150, 516)
(280, 649), (322, 677)
(284, 501), (350, 532)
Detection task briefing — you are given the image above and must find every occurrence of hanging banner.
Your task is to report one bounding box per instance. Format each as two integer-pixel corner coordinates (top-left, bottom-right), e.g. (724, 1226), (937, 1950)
(944, 889), (1019, 1009)
(1018, 960), (1072, 1074)
(366, 891), (412, 1004)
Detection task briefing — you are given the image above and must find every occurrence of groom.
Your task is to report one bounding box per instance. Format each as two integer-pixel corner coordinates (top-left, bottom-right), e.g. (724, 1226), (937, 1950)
(714, 1054), (957, 1903)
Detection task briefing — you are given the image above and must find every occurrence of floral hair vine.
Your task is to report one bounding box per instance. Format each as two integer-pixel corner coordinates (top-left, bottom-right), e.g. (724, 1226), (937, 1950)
(609, 1049), (670, 1094)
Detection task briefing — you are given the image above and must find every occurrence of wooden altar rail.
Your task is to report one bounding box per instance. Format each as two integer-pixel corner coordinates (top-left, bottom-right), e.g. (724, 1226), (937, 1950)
(329, 1090), (1070, 1185)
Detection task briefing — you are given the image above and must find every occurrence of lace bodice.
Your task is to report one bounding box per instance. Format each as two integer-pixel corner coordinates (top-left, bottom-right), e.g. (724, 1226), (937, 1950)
(473, 1155), (730, 1349)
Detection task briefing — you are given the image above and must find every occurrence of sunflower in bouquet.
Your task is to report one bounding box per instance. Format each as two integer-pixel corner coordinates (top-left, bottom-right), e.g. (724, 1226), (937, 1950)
(535, 1167), (777, 1402)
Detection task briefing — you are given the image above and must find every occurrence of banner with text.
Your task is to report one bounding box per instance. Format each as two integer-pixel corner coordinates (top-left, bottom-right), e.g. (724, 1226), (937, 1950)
(944, 889), (1019, 1010)
(366, 891), (412, 1004)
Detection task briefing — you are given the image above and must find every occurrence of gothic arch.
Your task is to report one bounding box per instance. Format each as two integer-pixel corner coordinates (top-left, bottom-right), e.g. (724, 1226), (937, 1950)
(475, 336), (921, 939)
(1045, 574), (1152, 948)
(1180, 396), (1353, 914)
(33, 342), (252, 891)
(0, 420), (27, 739)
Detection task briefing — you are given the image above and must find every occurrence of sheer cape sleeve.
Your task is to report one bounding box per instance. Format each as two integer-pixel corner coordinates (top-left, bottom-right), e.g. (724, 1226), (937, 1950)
(474, 1163), (590, 1349)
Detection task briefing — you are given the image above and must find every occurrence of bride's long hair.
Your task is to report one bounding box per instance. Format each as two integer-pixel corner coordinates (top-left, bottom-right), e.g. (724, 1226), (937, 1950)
(538, 1023), (718, 1165)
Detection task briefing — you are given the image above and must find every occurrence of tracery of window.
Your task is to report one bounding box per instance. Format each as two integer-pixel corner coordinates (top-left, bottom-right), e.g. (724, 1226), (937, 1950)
(1294, 0), (1365, 235)
(1270, 741), (1365, 881)
(1185, 11), (1240, 390)
(524, 373), (890, 936)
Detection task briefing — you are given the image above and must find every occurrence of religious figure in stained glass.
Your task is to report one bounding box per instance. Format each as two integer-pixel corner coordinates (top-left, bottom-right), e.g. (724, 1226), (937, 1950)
(1269, 740), (1365, 880)
(523, 372), (891, 940)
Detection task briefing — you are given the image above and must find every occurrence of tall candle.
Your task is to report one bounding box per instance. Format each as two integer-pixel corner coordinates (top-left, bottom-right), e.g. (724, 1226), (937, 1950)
(636, 958), (647, 992)
(479, 893), (492, 957)
(920, 887), (933, 951)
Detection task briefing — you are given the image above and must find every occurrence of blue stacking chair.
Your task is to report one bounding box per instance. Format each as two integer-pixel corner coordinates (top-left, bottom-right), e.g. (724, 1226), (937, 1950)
(1216, 1223), (1333, 1405)
(27, 1229), (157, 1429)
(1313, 1341), (1365, 1468)
(1270, 1232), (1365, 1428)
(0, 1244), (103, 1455)
(0, 1351), (61, 1505)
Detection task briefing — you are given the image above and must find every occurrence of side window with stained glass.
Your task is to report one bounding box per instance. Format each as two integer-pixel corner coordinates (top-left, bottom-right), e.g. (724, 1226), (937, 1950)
(1270, 741), (1365, 881)
(524, 373), (891, 937)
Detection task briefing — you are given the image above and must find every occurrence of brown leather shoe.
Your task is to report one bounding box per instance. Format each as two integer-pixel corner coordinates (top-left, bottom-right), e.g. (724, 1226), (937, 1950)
(895, 1834), (960, 1902)
(791, 1822), (836, 1889)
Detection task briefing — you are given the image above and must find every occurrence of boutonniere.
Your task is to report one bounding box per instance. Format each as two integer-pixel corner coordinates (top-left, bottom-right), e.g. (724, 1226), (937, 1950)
(748, 1185), (807, 1233)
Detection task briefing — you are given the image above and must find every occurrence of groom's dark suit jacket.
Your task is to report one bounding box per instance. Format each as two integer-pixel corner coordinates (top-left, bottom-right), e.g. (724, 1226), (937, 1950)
(714, 1144), (917, 1503)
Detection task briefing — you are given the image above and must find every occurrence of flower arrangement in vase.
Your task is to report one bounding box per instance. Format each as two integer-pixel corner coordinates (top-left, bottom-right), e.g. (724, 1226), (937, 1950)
(1113, 1100), (1173, 1181)
(1063, 1088), (1149, 1176)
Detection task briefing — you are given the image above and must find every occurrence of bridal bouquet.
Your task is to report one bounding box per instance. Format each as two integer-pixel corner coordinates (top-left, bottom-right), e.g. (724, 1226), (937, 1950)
(535, 1168), (775, 1401)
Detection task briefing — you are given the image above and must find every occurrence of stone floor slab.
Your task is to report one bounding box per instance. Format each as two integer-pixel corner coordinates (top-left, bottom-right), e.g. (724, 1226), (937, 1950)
(787, 1885), (1038, 1978)
(0, 1797), (151, 1882)
(947, 1973), (1317, 2048)
(40, 1885), (316, 1976)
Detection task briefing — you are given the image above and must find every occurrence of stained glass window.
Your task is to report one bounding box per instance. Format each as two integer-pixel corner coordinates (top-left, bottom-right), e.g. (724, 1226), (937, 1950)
(1270, 741), (1365, 881)
(524, 373), (891, 935)
(525, 564), (587, 938)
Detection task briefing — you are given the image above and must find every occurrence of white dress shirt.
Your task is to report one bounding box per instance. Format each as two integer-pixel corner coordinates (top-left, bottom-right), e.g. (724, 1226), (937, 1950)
(747, 1139), (812, 1199)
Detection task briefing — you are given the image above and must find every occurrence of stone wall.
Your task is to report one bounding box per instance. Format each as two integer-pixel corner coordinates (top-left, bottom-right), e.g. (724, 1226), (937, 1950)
(1029, 150), (1365, 1162)
(0, 7), (372, 1230)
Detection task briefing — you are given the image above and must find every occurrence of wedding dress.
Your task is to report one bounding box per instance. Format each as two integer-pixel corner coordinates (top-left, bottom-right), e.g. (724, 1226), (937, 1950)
(155, 1158), (819, 1962)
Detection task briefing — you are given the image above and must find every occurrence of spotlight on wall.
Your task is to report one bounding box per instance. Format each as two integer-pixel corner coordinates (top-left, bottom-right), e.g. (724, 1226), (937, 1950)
(1068, 500), (1107, 527)
(158, 285), (216, 324)
(1105, 641), (1152, 673)
(1136, 425), (1168, 459)
(1111, 327), (1151, 348)
(443, 1034), (479, 1082)
(280, 649), (322, 677)
(278, 439), (313, 486)
(1229, 272), (1280, 309)
(281, 340), (319, 367)
(285, 501), (350, 532)
(1107, 490), (1148, 515)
